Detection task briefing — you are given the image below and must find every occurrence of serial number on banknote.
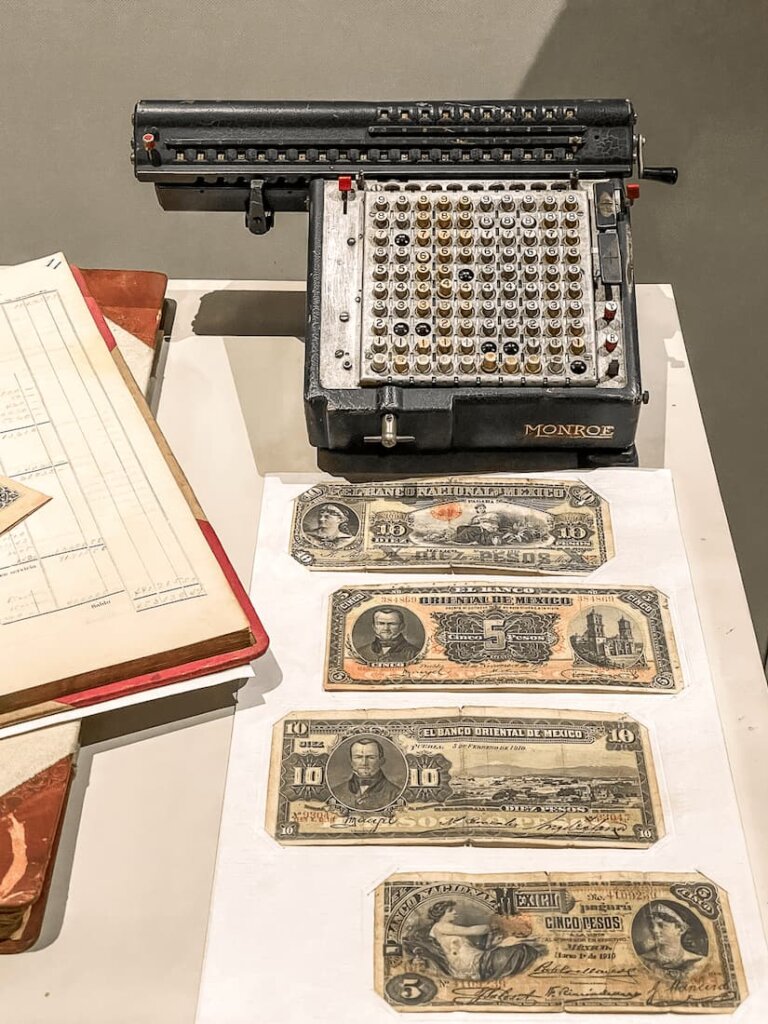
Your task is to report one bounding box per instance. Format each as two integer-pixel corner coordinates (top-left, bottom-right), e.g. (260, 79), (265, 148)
(325, 584), (682, 693)
(266, 708), (663, 848)
(290, 478), (613, 574)
(376, 872), (745, 1013)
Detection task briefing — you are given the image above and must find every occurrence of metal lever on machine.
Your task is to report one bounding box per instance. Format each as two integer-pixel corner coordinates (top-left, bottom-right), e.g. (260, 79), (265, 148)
(363, 413), (415, 449)
(246, 180), (274, 234)
(636, 134), (678, 185)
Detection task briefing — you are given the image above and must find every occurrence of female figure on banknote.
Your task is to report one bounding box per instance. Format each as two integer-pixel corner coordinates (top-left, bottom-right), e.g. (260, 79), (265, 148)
(455, 509), (548, 548)
(405, 900), (545, 981)
(634, 901), (706, 986)
(302, 503), (357, 549)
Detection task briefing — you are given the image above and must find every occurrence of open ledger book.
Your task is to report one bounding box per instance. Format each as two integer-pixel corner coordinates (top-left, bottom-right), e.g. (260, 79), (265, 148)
(0, 255), (267, 719)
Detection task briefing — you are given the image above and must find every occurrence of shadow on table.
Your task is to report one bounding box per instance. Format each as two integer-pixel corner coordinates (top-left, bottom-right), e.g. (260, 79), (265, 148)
(36, 649), (285, 951)
(192, 289), (305, 340)
(33, 679), (246, 951)
(189, 286), (672, 476)
(317, 448), (588, 478)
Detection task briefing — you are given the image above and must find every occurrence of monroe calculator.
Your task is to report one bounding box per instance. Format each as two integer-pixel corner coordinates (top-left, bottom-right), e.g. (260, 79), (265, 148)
(132, 99), (676, 463)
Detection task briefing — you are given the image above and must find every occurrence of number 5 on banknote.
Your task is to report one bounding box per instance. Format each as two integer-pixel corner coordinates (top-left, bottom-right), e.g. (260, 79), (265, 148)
(325, 583), (683, 693)
(375, 872), (746, 1012)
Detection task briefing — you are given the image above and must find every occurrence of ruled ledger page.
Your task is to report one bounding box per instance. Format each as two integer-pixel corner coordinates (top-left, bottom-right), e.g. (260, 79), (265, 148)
(0, 255), (247, 698)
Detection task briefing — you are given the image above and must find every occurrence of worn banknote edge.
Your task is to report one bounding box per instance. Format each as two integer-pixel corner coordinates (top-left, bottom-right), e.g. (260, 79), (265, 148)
(265, 706), (665, 849)
(323, 582), (684, 693)
(0, 475), (51, 536)
(373, 871), (747, 1013)
(290, 476), (615, 575)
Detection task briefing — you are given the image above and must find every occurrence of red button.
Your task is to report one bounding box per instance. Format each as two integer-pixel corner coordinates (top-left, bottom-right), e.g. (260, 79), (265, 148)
(338, 175), (353, 193)
(626, 183), (640, 202)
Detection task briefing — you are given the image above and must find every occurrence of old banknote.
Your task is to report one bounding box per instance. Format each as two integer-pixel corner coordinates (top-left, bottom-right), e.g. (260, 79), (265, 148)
(266, 708), (663, 848)
(290, 478), (613, 574)
(376, 872), (746, 1013)
(325, 584), (682, 693)
(0, 475), (50, 536)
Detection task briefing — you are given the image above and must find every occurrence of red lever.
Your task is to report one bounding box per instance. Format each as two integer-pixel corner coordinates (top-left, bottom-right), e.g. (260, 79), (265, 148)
(338, 175), (353, 193)
(142, 132), (156, 152)
(626, 183), (640, 203)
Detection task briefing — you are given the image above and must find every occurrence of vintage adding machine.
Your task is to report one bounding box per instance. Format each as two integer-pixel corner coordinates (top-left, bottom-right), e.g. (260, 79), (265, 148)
(132, 99), (676, 464)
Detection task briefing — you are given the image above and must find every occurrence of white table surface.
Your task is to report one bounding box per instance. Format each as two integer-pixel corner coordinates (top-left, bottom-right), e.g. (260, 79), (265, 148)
(1, 281), (765, 1023)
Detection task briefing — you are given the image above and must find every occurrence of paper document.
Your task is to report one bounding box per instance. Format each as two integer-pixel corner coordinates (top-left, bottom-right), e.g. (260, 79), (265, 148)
(0, 255), (248, 704)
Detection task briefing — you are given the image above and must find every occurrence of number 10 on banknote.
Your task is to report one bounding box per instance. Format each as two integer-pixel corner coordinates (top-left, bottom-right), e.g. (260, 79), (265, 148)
(291, 478), (613, 574)
(266, 708), (663, 848)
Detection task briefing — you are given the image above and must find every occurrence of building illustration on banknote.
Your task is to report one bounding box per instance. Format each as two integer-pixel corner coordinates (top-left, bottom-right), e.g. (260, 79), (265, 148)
(570, 607), (647, 669)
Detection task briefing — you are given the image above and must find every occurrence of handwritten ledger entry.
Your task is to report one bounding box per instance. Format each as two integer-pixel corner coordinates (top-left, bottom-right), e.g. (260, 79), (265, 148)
(0, 255), (250, 704)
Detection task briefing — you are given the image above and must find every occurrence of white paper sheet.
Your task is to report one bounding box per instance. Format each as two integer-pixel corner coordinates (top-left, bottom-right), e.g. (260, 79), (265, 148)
(198, 469), (768, 1023)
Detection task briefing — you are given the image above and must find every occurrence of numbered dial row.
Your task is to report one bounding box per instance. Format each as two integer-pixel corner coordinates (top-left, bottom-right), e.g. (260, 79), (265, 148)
(371, 280), (585, 301)
(363, 350), (591, 377)
(369, 192), (582, 213)
(369, 216), (583, 236)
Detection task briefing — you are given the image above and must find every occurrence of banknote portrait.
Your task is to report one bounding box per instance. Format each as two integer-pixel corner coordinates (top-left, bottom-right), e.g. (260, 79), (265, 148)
(400, 896), (544, 984)
(631, 900), (708, 981)
(326, 734), (407, 811)
(350, 605), (426, 665)
(300, 502), (359, 549)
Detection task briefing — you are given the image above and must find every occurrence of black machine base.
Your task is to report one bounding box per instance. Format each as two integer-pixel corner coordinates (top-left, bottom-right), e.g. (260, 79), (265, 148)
(316, 443), (638, 479)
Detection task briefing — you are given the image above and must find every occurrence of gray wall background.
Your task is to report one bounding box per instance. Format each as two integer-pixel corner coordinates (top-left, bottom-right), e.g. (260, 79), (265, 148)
(2, 0), (767, 656)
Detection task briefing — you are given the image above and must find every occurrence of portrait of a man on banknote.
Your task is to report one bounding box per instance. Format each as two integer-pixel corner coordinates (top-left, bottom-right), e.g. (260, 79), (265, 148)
(351, 605), (424, 665)
(327, 735), (406, 812)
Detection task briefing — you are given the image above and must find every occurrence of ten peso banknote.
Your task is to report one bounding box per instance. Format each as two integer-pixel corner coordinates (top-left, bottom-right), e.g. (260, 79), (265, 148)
(325, 584), (682, 693)
(375, 872), (746, 1013)
(266, 708), (663, 848)
(290, 478), (613, 573)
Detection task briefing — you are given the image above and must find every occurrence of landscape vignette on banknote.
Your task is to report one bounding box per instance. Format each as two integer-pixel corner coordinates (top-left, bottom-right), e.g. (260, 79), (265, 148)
(266, 707), (664, 848)
(290, 477), (614, 574)
(325, 583), (683, 693)
(375, 871), (746, 1013)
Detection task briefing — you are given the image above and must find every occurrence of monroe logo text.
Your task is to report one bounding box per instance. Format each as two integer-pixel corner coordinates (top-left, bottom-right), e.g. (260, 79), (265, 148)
(524, 423), (615, 439)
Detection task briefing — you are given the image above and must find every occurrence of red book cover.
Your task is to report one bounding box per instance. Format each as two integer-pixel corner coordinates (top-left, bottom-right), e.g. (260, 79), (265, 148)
(0, 723), (80, 953)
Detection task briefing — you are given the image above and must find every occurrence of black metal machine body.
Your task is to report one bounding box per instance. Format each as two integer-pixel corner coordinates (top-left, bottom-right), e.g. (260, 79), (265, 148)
(132, 99), (676, 464)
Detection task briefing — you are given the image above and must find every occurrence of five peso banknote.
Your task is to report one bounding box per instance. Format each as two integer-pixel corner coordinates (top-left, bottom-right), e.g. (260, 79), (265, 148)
(375, 872), (746, 1013)
(325, 584), (682, 693)
(266, 708), (663, 848)
(290, 478), (613, 574)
